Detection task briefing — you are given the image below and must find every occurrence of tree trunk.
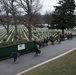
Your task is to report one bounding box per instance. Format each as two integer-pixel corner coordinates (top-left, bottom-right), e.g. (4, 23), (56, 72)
(28, 23), (32, 41)
(62, 29), (64, 34)
(7, 12), (9, 35)
(14, 18), (17, 36)
(12, 0), (18, 40)
(7, 26), (9, 35)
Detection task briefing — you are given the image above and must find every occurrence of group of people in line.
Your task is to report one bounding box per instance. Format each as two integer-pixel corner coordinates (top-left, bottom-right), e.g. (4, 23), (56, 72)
(36, 32), (73, 48)
(11, 32), (73, 63)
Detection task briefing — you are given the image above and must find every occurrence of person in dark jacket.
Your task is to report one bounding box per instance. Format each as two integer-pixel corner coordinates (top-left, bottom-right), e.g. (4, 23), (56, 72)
(34, 44), (41, 56)
(35, 45), (38, 56)
(12, 51), (17, 63)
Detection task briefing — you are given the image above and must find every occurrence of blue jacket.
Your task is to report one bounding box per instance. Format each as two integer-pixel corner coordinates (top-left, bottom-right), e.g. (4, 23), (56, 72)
(12, 52), (17, 58)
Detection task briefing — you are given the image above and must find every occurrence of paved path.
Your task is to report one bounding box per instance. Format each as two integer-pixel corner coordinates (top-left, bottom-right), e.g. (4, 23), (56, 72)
(0, 38), (76, 75)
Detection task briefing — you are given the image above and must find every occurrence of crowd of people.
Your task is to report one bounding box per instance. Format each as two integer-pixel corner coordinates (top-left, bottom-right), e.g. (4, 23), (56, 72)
(36, 32), (73, 48)
(11, 32), (73, 63)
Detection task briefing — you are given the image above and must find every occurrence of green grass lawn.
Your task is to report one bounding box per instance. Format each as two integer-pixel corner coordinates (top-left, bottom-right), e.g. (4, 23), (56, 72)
(21, 50), (76, 75)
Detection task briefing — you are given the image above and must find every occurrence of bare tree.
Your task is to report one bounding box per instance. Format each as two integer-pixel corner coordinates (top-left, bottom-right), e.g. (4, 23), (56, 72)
(0, 0), (10, 35)
(0, 0), (42, 41)
(32, 13), (43, 26)
(43, 11), (54, 29)
(1, 0), (21, 40)
(16, 0), (42, 41)
(11, 0), (18, 38)
(0, 0), (20, 37)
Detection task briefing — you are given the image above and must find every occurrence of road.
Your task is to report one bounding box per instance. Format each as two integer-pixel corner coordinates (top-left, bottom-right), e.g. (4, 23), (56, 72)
(0, 37), (76, 75)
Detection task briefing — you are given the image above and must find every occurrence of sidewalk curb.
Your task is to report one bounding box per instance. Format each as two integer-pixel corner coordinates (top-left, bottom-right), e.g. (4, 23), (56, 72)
(15, 48), (76, 75)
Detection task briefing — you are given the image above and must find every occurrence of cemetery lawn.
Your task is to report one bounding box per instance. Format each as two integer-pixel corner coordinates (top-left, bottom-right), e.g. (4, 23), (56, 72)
(21, 49), (76, 75)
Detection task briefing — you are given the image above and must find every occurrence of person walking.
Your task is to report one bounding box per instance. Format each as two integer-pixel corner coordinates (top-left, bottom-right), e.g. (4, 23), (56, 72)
(34, 44), (41, 56)
(57, 34), (61, 44)
(34, 45), (38, 56)
(12, 51), (17, 63)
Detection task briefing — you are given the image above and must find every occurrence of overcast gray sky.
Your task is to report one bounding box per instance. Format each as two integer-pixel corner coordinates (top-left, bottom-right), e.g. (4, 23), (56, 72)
(40, 0), (59, 14)
(40, 0), (76, 14)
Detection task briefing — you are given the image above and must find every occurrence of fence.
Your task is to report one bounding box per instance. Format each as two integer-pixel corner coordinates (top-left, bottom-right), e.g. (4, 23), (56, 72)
(0, 41), (36, 60)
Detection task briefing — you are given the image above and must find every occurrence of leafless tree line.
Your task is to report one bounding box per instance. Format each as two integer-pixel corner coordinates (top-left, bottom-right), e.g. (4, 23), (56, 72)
(0, 0), (43, 41)
(0, 0), (53, 41)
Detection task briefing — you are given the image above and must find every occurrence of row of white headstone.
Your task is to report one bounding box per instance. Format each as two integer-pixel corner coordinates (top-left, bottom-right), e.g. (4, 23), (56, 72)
(0, 25), (54, 43)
